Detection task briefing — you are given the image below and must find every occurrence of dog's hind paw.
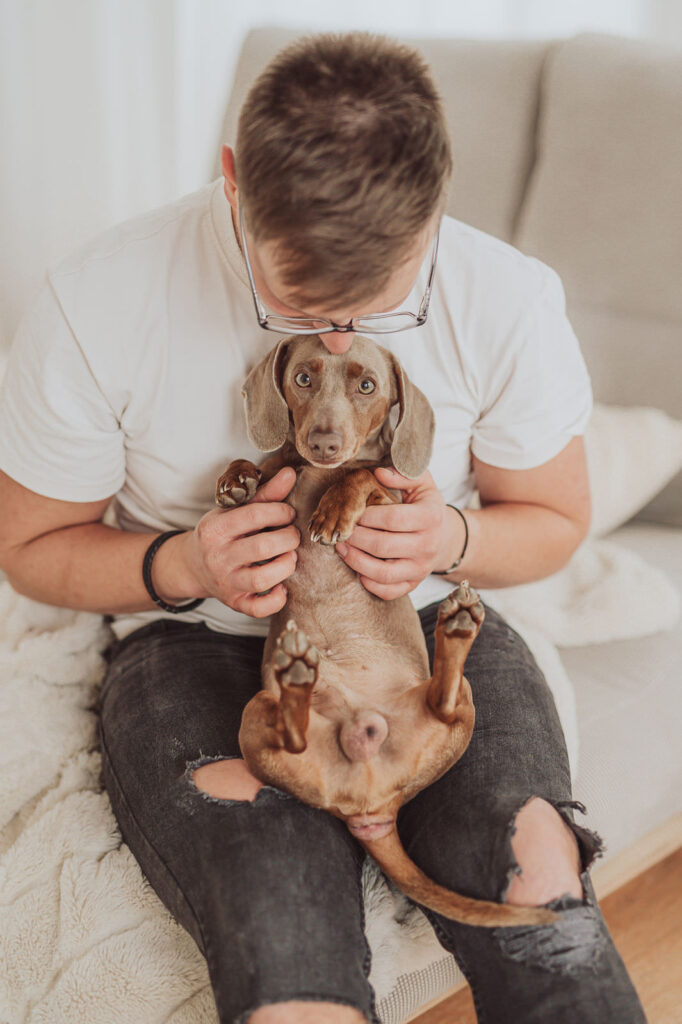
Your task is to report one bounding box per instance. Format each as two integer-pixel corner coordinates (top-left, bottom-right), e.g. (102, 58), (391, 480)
(215, 460), (262, 507)
(273, 621), (320, 687)
(438, 581), (485, 638)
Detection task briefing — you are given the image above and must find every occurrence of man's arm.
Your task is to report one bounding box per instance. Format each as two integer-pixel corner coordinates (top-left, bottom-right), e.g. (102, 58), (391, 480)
(0, 470), (205, 613)
(336, 436), (591, 596)
(439, 434), (592, 588)
(0, 469), (300, 617)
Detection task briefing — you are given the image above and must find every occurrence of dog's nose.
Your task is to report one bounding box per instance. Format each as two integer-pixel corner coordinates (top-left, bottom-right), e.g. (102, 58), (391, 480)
(339, 711), (389, 762)
(308, 430), (343, 460)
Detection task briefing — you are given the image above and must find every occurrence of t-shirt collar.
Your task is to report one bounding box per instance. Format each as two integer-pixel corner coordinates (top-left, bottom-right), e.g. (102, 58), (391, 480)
(209, 178), (250, 290)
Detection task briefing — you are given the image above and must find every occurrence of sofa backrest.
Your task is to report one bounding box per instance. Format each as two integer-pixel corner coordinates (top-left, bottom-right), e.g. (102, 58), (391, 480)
(512, 33), (682, 525)
(514, 33), (682, 421)
(219, 28), (682, 524)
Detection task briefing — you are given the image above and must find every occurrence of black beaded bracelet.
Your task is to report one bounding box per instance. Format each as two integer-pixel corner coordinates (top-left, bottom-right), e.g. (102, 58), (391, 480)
(142, 530), (205, 614)
(432, 505), (469, 576)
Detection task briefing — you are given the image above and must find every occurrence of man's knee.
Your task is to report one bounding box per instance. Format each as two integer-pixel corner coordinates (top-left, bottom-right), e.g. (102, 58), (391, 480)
(191, 757), (263, 802)
(248, 1001), (366, 1023)
(505, 797), (583, 907)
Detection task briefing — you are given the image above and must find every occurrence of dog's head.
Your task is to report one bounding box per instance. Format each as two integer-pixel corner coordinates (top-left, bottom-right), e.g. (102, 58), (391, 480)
(241, 335), (435, 478)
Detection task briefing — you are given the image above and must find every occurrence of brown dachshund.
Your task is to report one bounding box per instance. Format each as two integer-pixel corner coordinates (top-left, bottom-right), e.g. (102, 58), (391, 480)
(216, 334), (555, 928)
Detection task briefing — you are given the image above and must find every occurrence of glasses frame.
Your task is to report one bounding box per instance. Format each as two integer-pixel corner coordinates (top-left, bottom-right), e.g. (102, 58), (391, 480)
(238, 202), (440, 335)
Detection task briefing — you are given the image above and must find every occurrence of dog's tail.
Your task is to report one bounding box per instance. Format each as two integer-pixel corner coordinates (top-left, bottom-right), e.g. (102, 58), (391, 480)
(361, 829), (558, 928)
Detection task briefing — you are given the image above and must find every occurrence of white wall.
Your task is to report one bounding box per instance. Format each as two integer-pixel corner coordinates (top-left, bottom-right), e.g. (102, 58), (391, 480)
(0, 0), (678, 350)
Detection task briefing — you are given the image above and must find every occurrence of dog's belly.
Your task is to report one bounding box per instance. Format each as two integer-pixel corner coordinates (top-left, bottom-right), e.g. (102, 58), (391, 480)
(265, 533), (430, 701)
(261, 463), (430, 699)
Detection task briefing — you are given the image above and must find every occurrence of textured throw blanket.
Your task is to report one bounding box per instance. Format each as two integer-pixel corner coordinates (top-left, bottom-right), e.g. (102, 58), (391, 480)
(1, 538), (679, 1023)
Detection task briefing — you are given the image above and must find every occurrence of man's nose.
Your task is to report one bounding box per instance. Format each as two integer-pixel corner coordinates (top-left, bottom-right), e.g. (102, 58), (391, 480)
(320, 330), (353, 354)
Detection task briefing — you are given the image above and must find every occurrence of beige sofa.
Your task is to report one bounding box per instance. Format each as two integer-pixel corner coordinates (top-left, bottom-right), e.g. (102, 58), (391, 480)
(219, 28), (682, 1021)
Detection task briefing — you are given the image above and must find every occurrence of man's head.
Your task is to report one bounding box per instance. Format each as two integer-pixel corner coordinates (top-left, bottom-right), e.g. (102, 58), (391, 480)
(222, 32), (452, 350)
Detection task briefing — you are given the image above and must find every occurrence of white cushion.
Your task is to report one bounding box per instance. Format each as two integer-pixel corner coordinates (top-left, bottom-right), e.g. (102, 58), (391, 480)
(585, 403), (682, 537)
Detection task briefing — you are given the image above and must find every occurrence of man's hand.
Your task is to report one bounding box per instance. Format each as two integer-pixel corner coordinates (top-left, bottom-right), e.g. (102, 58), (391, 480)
(161, 467), (300, 618)
(335, 467), (464, 600)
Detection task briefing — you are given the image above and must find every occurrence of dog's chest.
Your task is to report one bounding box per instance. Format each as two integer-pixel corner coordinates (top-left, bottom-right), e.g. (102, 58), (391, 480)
(264, 465), (430, 690)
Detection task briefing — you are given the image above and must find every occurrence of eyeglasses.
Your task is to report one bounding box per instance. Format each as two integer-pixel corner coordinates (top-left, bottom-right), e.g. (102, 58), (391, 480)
(238, 202), (439, 335)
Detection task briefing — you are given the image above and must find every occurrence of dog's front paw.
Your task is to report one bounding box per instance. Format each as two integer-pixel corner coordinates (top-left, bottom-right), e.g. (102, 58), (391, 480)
(215, 460), (262, 507)
(309, 488), (362, 545)
(438, 581), (485, 638)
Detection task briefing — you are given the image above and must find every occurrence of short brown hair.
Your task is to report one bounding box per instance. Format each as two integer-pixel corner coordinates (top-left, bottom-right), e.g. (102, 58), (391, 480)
(235, 32), (452, 308)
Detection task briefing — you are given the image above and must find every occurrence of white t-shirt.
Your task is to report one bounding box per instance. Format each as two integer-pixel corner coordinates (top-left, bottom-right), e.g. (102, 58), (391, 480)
(0, 179), (592, 639)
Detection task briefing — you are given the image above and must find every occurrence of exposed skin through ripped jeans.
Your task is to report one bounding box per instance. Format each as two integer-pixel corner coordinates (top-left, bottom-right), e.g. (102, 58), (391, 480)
(97, 602), (646, 1024)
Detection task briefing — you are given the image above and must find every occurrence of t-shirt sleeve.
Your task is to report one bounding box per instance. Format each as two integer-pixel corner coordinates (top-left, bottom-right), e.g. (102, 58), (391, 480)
(0, 281), (125, 501)
(470, 264), (593, 470)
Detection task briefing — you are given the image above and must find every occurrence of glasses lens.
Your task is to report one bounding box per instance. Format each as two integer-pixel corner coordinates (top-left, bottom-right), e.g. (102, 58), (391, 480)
(265, 316), (333, 334)
(352, 313), (418, 334)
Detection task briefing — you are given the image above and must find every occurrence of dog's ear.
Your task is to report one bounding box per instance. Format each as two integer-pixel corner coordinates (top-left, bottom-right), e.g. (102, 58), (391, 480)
(387, 353), (435, 479)
(241, 338), (291, 451)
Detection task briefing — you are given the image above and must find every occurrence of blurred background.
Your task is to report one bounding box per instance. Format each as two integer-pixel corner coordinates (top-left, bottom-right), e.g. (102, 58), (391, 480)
(1, 0), (681, 351)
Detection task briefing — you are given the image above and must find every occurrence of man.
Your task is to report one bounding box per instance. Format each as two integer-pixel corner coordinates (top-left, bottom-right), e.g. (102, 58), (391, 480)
(0, 32), (644, 1024)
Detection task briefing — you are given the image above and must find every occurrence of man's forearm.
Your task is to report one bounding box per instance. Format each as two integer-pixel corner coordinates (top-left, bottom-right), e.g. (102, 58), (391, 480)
(439, 502), (587, 589)
(2, 523), (196, 614)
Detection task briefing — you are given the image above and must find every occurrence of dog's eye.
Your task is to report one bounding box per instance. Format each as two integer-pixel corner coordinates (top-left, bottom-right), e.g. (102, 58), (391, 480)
(358, 379), (375, 394)
(294, 371), (311, 388)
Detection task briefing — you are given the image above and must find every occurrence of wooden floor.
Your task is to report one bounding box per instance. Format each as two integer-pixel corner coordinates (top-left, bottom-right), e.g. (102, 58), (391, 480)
(411, 846), (682, 1024)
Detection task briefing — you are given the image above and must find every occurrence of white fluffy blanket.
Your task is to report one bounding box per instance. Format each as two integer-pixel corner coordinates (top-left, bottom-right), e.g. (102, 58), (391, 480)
(1, 538), (679, 1023)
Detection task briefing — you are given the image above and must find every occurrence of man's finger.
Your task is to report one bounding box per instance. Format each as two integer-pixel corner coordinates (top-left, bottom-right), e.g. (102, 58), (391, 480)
(338, 543), (419, 585)
(346, 524), (421, 559)
(357, 503), (426, 531)
(236, 583), (289, 618)
(230, 525), (300, 567)
(358, 576), (413, 600)
(374, 466), (429, 490)
(232, 549), (298, 596)
(219, 499), (296, 540)
(251, 466), (297, 503)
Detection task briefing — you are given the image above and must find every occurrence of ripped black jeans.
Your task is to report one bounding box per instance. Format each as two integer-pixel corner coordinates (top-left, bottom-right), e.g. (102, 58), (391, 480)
(97, 601), (646, 1024)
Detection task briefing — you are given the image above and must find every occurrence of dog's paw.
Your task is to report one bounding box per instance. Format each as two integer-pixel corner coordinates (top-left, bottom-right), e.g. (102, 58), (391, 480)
(273, 620), (320, 688)
(438, 580), (485, 638)
(215, 460), (262, 507)
(308, 490), (360, 545)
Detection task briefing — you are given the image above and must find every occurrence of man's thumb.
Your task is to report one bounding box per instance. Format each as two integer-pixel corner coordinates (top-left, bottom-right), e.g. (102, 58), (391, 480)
(374, 466), (409, 488)
(252, 466), (297, 503)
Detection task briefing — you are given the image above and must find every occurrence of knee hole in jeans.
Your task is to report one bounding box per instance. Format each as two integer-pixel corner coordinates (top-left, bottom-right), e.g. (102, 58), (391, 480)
(504, 797), (583, 907)
(247, 1001), (367, 1024)
(191, 757), (264, 803)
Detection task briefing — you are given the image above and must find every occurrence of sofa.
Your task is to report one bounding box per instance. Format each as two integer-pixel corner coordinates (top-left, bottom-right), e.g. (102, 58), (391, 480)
(1, 27), (680, 1024)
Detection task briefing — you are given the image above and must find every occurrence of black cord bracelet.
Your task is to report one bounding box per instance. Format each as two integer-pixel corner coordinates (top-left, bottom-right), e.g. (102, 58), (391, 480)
(432, 504), (469, 576)
(142, 530), (205, 614)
